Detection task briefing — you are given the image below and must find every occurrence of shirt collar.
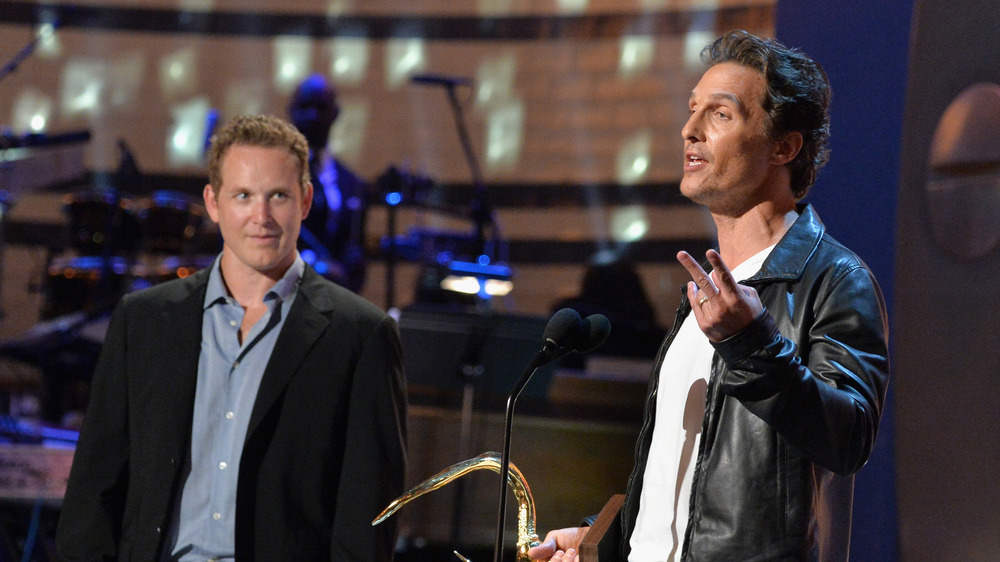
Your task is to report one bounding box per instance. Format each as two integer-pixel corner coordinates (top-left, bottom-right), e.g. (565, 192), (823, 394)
(204, 253), (305, 309)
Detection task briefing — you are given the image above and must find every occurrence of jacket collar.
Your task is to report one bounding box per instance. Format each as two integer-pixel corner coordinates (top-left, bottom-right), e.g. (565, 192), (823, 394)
(746, 203), (825, 284)
(162, 264), (334, 444)
(245, 266), (332, 438)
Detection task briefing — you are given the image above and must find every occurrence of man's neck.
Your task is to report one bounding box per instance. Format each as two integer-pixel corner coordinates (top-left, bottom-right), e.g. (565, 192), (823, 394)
(713, 201), (798, 268)
(218, 255), (289, 308)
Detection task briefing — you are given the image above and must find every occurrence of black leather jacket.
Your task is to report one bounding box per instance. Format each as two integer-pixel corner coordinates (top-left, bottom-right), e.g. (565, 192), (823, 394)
(619, 204), (890, 561)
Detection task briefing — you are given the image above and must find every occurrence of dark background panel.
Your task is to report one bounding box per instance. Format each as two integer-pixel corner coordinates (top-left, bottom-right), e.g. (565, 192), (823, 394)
(777, 1), (912, 560)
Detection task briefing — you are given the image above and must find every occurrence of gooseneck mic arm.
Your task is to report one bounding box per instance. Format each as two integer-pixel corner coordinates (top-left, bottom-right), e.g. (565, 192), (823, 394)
(493, 310), (611, 562)
(493, 309), (581, 562)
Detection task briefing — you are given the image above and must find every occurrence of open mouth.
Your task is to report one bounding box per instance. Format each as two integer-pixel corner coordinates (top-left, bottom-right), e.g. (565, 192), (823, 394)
(686, 153), (707, 168)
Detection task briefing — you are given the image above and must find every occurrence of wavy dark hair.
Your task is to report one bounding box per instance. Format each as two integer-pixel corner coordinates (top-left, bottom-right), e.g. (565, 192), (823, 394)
(702, 30), (832, 200)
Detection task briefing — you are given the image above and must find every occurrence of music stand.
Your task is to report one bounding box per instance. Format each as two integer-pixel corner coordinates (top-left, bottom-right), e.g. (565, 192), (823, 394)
(397, 306), (558, 550)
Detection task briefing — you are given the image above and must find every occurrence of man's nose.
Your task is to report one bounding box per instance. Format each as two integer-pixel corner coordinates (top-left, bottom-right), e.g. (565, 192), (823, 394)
(681, 111), (701, 141)
(251, 199), (272, 222)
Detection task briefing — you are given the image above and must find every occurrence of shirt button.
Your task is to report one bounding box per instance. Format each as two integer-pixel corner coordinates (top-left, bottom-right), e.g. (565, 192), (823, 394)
(225, 411), (234, 420)
(229, 320), (237, 327)
(212, 512), (221, 521)
(219, 461), (227, 470)
(233, 360), (240, 369)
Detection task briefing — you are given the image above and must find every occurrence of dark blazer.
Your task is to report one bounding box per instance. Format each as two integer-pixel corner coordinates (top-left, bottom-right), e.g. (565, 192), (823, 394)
(56, 265), (407, 561)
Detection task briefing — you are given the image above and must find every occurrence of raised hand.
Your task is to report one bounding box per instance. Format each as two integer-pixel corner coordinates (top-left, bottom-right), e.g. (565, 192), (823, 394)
(677, 249), (763, 342)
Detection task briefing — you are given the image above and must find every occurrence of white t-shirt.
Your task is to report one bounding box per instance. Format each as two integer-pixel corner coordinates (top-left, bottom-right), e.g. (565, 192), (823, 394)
(628, 246), (774, 562)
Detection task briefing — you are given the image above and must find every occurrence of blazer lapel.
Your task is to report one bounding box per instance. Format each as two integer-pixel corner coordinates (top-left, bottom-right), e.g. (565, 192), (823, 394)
(245, 274), (330, 438)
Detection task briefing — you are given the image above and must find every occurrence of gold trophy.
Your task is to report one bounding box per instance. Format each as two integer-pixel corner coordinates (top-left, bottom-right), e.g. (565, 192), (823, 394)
(376, 310), (613, 561)
(372, 451), (541, 562)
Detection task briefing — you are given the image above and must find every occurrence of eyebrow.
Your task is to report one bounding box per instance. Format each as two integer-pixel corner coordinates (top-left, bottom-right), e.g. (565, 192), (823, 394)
(690, 91), (749, 117)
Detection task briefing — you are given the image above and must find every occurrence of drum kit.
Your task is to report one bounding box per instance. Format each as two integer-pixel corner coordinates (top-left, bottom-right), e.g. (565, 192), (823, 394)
(41, 188), (219, 320)
(0, 187), (219, 423)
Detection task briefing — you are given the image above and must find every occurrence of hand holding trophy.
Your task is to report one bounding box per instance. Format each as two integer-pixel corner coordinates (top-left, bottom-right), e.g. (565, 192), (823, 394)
(372, 452), (540, 561)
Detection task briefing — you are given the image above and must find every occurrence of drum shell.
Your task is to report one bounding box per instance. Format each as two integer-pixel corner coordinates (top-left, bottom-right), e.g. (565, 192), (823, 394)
(63, 191), (140, 256)
(137, 191), (207, 255)
(128, 256), (212, 292)
(42, 256), (129, 320)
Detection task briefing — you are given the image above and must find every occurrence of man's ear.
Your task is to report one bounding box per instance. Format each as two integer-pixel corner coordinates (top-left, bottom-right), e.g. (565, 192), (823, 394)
(771, 130), (804, 166)
(203, 183), (219, 223)
(301, 181), (314, 220)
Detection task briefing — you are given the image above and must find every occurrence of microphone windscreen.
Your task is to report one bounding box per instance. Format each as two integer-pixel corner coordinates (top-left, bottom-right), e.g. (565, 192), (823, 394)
(544, 308), (583, 348)
(574, 314), (611, 354)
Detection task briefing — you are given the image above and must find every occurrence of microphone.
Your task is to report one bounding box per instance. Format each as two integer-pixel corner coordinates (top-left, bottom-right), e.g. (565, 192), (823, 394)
(501, 309), (583, 412)
(573, 314), (611, 354)
(410, 73), (473, 87)
(539, 308), (585, 360)
(493, 309), (610, 562)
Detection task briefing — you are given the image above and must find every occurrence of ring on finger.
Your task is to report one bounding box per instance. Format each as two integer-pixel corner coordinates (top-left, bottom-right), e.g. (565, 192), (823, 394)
(697, 295), (710, 306)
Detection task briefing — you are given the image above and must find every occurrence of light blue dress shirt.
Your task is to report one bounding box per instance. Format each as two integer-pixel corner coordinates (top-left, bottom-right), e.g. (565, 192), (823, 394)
(164, 255), (304, 561)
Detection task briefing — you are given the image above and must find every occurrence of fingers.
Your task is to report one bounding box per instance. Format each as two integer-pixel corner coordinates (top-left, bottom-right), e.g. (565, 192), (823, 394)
(528, 528), (587, 561)
(678, 248), (765, 341)
(677, 251), (719, 300)
(704, 249), (740, 296)
(552, 548), (579, 562)
(679, 249), (744, 306)
(527, 538), (557, 560)
(537, 548), (578, 562)
(528, 543), (579, 562)
(685, 281), (704, 310)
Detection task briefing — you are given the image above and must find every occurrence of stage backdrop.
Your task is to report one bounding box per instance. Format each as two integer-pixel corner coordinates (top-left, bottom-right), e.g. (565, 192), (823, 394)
(777, 1), (913, 560)
(890, 0), (1000, 560)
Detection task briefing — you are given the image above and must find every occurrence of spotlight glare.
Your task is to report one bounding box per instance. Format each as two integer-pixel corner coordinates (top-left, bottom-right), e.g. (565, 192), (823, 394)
(440, 276), (481, 295)
(632, 156), (649, 174)
(173, 129), (189, 150)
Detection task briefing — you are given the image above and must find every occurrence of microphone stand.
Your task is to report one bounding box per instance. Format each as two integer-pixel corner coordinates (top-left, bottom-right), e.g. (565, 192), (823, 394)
(490, 312), (609, 561)
(492, 346), (570, 562)
(439, 82), (495, 257)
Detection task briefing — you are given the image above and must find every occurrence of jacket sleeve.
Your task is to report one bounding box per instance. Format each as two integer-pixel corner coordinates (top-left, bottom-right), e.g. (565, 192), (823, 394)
(712, 264), (890, 475)
(56, 298), (133, 560)
(330, 314), (408, 561)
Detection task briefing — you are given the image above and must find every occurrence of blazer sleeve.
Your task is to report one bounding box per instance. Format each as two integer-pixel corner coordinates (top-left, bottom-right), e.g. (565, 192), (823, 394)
(56, 298), (133, 560)
(330, 314), (408, 561)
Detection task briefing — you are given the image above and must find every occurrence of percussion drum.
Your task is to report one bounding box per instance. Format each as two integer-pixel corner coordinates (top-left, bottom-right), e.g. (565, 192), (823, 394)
(128, 255), (213, 292)
(63, 190), (140, 256)
(137, 190), (207, 255)
(42, 256), (129, 320)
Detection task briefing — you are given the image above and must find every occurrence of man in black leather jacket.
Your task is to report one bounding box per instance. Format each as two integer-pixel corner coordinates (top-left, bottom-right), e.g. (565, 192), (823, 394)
(529, 30), (889, 562)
